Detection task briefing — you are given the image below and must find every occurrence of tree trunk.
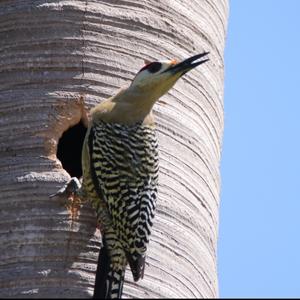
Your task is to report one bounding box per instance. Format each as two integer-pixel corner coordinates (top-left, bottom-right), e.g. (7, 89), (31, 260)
(0, 0), (228, 298)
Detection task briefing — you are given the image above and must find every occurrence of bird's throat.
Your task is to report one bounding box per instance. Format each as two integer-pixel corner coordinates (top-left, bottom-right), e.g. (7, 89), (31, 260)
(91, 88), (157, 126)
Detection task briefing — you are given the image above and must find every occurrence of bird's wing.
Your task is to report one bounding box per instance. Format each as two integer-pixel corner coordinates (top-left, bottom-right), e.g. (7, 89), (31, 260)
(89, 121), (159, 280)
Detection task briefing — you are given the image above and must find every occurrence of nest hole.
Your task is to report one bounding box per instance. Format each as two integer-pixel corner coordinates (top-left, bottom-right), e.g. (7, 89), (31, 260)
(57, 120), (87, 178)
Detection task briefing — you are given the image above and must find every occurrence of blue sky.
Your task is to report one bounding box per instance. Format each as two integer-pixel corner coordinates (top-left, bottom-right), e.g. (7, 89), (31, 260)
(218, 0), (300, 297)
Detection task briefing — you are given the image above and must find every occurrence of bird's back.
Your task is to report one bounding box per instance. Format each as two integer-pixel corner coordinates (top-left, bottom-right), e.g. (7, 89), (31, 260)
(88, 119), (159, 280)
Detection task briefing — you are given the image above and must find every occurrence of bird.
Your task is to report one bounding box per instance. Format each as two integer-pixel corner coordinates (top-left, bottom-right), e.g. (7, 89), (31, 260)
(50, 52), (209, 299)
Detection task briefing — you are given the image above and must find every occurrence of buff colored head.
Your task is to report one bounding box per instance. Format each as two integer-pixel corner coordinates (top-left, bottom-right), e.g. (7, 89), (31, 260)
(129, 52), (210, 100)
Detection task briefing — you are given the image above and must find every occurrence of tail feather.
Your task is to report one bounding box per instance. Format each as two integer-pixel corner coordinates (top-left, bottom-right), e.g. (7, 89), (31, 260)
(105, 269), (125, 299)
(93, 240), (126, 299)
(126, 252), (145, 282)
(93, 241), (110, 299)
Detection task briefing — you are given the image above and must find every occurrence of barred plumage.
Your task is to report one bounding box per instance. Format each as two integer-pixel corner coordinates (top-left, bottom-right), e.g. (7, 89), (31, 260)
(90, 121), (158, 254)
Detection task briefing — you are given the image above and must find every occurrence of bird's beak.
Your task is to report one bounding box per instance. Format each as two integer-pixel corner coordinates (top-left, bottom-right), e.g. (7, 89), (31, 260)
(165, 52), (210, 76)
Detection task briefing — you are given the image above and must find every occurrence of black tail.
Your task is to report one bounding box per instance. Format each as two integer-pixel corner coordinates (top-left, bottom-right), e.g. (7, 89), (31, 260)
(105, 268), (125, 299)
(126, 252), (145, 282)
(93, 239), (125, 299)
(93, 240), (110, 298)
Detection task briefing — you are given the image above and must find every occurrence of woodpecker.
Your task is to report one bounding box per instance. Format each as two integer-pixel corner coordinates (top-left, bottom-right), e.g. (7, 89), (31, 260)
(51, 52), (209, 299)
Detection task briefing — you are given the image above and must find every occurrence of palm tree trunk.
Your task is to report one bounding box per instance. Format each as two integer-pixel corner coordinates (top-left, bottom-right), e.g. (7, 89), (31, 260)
(0, 0), (228, 298)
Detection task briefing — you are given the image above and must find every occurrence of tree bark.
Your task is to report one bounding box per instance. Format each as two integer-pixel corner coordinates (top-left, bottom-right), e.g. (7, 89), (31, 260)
(0, 0), (228, 298)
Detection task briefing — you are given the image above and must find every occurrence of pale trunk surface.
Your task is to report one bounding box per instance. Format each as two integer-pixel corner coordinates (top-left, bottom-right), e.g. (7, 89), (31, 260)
(0, 0), (228, 298)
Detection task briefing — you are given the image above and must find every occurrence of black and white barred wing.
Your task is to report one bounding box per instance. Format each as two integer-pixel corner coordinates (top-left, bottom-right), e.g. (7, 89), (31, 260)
(89, 121), (159, 266)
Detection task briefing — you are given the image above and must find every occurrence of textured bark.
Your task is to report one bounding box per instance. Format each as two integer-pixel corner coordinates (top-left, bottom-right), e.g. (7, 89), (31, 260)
(0, 0), (228, 298)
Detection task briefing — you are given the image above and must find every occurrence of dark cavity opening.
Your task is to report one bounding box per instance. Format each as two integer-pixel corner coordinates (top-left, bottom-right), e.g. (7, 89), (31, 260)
(57, 120), (87, 178)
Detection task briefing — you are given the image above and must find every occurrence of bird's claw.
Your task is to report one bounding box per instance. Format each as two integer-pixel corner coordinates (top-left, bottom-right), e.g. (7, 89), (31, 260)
(49, 177), (82, 198)
(50, 177), (83, 220)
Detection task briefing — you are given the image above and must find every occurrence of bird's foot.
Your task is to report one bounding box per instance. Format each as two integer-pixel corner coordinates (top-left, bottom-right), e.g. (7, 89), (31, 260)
(49, 177), (83, 220)
(50, 177), (82, 198)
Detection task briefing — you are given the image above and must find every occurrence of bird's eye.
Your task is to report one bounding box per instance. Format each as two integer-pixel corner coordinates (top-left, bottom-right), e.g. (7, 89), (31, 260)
(138, 62), (162, 74)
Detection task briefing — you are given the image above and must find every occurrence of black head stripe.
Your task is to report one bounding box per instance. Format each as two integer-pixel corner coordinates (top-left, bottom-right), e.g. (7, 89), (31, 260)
(138, 62), (162, 74)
